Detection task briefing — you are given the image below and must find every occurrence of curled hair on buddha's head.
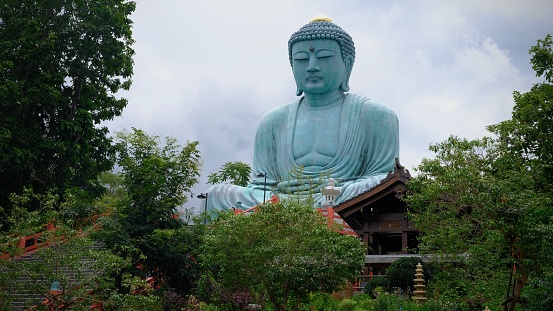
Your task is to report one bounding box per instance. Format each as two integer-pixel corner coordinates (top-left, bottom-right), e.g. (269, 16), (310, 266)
(288, 15), (356, 68)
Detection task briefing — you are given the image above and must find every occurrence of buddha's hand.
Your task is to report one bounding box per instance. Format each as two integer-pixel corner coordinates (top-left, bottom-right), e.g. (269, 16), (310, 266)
(276, 178), (341, 194)
(276, 179), (326, 193)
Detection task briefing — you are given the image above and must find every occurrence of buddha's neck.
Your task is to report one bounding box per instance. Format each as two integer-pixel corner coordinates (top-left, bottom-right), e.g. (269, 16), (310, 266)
(302, 90), (345, 107)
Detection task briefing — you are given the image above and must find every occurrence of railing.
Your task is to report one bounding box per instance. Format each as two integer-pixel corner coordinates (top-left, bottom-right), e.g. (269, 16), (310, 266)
(1, 212), (110, 261)
(316, 207), (358, 237)
(0, 223), (57, 260)
(232, 195), (280, 215)
(352, 273), (381, 293)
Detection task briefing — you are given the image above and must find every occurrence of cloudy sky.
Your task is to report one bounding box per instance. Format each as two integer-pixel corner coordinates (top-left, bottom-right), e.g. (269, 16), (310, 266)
(104, 0), (553, 212)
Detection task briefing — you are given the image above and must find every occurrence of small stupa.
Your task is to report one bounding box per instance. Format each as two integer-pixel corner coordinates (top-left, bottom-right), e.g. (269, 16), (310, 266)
(413, 263), (427, 304)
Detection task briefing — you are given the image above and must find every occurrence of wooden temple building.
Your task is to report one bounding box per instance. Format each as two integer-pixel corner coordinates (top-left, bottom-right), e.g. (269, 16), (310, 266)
(332, 159), (419, 276)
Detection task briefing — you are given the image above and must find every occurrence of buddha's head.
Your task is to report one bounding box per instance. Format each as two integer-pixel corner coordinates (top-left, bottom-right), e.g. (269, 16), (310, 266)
(288, 16), (355, 96)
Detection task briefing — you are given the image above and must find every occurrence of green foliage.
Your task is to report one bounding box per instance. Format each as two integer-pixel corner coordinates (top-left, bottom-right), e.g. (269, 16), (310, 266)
(372, 294), (403, 311)
(406, 134), (553, 310)
(426, 262), (505, 310)
(114, 128), (202, 223)
(0, 0), (136, 218)
(103, 292), (164, 311)
(193, 292), (491, 311)
(529, 34), (553, 83)
(524, 267), (553, 311)
(192, 271), (255, 310)
(207, 161), (252, 187)
(364, 277), (390, 298)
(339, 294), (455, 311)
(96, 171), (127, 214)
(488, 36), (553, 195)
(0, 189), (165, 310)
(200, 201), (365, 311)
(407, 35), (553, 311)
(305, 292), (340, 311)
(337, 298), (356, 311)
(386, 257), (431, 296)
(94, 128), (203, 295)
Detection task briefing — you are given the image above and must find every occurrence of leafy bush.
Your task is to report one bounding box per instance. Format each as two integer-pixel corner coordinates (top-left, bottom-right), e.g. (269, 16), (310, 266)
(304, 292), (339, 311)
(373, 294), (401, 311)
(364, 277), (390, 297)
(524, 268), (553, 311)
(386, 257), (431, 295)
(337, 298), (357, 311)
(201, 201), (365, 310)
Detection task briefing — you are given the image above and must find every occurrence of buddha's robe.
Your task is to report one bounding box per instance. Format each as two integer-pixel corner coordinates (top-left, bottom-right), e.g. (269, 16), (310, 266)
(206, 93), (399, 212)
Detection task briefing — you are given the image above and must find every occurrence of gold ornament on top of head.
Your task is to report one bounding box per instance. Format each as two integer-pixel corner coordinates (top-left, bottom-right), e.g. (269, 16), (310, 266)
(310, 14), (332, 23)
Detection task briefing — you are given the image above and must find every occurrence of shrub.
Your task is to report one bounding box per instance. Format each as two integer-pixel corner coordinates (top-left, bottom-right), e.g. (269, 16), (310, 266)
(373, 294), (402, 311)
(386, 257), (431, 295)
(304, 292), (339, 311)
(337, 298), (357, 311)
(364, 277), (390, 297)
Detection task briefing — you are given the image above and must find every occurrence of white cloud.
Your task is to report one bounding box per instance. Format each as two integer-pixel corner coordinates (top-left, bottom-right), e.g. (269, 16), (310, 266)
(452, 0), (553, 19)
(106, 0), (552, 209)
(453, 37), (519, 85)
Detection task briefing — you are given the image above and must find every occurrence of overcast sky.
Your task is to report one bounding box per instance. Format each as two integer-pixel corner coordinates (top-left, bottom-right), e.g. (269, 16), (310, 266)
(104, 0), (553, 213)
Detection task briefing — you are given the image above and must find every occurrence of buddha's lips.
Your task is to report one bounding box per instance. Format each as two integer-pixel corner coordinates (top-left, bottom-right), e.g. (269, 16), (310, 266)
(306, 74), (323, 80)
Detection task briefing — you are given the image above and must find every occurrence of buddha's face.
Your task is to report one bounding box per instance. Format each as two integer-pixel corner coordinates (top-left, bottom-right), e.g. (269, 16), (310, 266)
(291, 39), (350, 95)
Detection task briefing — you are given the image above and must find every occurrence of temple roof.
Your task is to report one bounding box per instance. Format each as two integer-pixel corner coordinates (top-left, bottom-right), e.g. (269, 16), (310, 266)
(334, 158), (411, 230)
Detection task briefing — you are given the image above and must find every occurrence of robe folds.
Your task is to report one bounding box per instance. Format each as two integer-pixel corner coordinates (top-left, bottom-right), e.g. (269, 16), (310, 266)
(206, 93), (399, 212)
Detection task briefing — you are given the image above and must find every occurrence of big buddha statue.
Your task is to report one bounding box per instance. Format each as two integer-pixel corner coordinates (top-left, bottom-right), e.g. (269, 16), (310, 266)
(206, 16), (399, 212)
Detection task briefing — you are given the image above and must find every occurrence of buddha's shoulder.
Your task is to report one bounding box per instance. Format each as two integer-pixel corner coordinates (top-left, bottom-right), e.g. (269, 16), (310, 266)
(348, 93), (396, 115)
(257, 99), (299, 126)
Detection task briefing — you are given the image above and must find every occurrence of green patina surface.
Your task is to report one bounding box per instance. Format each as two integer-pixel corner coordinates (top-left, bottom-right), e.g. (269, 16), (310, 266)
(207, 17), (399, 211)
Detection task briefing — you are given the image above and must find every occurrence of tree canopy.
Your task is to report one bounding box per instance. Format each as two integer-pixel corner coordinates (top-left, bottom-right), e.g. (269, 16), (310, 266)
(406, 35), (553, 311)
(0, 0), (135, 215)
(489, 34), (553, 194)
(94, 128), (203, 294)
(207, 161), (252, 187)
(200, 201), (365, 311)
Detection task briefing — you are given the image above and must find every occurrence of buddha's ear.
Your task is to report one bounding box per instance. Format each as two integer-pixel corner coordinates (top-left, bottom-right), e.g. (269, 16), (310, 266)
(292, 62), (304, 96)
(340, 55), (353, 92)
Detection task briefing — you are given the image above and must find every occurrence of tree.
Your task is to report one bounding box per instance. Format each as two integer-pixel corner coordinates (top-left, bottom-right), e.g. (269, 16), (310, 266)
(406, 35), (553, 311)
(0, 0), (135, 217)
(94, 128), (203, 294)
(406, 136), (553, 310)
(385, 257), (431, 296)
(489, 34), (553, 193)
(207, 161), (252, 187)
(113, 128), (201, 232)
(200, 201), (365, 311)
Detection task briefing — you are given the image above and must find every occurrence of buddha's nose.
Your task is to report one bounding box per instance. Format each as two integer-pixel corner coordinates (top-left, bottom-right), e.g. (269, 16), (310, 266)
(307, 58), (319, 72)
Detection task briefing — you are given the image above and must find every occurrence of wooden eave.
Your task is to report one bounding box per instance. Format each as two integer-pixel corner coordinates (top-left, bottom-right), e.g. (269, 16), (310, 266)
(334, 159), (411, 222)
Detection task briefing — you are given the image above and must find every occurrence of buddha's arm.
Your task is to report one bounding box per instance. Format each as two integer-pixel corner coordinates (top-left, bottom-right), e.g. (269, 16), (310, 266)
(251, 104), (291, 187)
(337, 100), (400, 199)
(361, 101), (400, 177)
